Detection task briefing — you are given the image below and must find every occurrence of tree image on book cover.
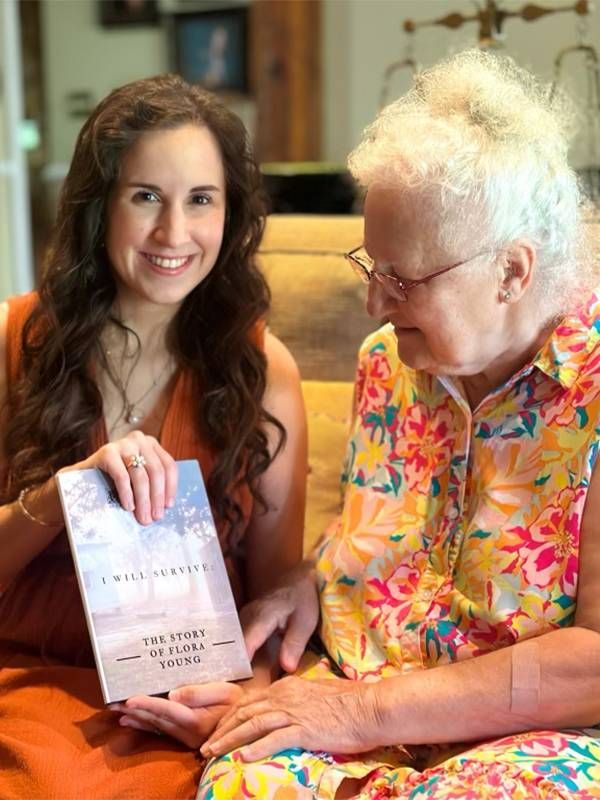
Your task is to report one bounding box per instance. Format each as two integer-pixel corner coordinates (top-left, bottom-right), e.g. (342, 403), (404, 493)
(57, 460), (251, 703)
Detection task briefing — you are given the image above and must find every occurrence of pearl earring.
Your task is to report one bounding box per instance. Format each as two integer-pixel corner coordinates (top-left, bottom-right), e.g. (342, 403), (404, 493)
(502, 290), (511, 302)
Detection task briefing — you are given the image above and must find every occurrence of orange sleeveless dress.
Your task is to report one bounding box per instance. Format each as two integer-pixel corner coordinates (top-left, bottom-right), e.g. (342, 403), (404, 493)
(0, 293), (253, 800)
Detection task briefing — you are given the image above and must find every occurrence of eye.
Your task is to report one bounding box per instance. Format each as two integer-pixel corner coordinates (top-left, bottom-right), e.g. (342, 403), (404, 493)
(132, 189), (160, 203)
(190, 193), (211, 206)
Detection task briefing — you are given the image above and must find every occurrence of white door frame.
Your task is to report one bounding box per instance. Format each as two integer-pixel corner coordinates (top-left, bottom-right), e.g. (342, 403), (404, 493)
(0, 0), (33, 297)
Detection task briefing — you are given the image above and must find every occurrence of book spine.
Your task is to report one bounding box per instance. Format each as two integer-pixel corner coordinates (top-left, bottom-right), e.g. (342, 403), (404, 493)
(56, 477), (112, 704)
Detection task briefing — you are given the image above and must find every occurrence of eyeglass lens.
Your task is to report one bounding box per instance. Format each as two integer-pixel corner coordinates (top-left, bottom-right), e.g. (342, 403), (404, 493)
(373, 273), (408, 301)
(347, 256), (371, 283)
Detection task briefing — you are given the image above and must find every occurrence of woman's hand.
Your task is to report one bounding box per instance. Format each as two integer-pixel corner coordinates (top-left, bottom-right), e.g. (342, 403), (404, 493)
(241, 561), (320, 673)
(200, 675), (382, 762)
(111, 682), (244, 748)
(60, 430), (177, 526)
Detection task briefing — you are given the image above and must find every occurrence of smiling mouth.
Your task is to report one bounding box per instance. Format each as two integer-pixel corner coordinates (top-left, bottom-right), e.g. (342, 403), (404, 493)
(141, 252), (194, 269)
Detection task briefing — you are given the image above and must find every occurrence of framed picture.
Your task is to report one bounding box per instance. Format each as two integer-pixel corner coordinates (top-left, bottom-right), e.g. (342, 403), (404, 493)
(172, 8), (248, 94)
(99, 0), (159, 27)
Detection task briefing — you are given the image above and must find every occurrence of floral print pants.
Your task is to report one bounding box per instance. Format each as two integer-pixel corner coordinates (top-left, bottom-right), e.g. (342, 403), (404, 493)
(197, 728), (600, 799)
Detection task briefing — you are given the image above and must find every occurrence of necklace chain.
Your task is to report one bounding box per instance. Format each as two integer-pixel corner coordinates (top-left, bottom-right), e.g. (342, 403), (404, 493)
(122, 359), (172, 425)
(101, 339), (174, 427)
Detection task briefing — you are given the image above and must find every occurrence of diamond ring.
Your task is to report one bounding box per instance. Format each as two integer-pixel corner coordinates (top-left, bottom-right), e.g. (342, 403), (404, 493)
(127, 453), (147, 470)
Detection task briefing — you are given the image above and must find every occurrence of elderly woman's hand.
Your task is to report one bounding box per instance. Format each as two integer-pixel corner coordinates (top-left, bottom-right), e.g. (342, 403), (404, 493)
(200, 675), (381, 761)
(241, 560), (320, 673)
(111, 682), (245, 748)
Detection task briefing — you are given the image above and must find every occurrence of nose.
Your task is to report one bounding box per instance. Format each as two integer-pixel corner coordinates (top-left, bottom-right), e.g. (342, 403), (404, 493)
(366, 276), (398, 319)
(153, 204), (190, 249)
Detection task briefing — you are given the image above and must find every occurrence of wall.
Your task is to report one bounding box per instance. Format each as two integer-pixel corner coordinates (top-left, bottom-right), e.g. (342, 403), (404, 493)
(42, 0), (168, 165)
(41, 0), (255, 169)
(41, 0), (600, 168)
(321, 0), (600, 168)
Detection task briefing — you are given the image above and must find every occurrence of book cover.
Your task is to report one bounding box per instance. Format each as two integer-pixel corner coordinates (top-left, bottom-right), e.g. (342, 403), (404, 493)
(56, 459), (252, 703)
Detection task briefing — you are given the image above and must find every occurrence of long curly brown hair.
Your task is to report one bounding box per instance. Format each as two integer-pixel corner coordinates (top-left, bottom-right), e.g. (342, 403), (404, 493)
(3, 74), (283, 530)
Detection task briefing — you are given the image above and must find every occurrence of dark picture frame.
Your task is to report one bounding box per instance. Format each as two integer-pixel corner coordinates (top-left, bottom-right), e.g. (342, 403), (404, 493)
(98, 0), (159, 27)
(172, 8), (248, 94)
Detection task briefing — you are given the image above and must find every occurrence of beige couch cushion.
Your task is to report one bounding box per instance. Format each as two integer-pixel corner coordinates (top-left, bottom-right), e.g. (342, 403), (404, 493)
(258, 214), (372, 550)
(302, 380), (354, 553)
(258, 214), (377, 381)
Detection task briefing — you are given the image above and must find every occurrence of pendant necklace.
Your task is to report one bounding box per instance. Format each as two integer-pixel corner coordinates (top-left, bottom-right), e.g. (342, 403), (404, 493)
(102, 343), (174, 427)
(123, 359), (172, 425)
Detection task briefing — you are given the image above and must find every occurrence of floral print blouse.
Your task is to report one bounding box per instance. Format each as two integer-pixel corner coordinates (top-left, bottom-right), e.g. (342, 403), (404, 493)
(317, 290), (600, 679)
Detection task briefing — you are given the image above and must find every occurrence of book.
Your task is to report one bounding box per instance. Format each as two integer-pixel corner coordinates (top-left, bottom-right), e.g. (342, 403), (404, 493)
(56, 459), (252, 703)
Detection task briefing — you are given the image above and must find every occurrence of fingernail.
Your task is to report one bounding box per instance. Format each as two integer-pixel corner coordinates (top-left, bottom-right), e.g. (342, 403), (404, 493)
(166, 498), (175, 508)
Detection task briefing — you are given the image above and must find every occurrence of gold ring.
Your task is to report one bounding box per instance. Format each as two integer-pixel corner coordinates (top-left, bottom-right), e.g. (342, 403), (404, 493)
(127, 454), (147, 470)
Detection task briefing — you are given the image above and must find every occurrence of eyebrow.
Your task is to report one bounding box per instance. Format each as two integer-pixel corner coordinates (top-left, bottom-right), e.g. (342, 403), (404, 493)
(362, 244), (398, 273)
(363, 242), (421, 280)
(125, 182), (221, 193)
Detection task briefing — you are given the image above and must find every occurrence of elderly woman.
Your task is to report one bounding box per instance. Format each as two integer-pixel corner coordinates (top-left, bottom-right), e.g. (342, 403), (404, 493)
(127, 51), (600, 797)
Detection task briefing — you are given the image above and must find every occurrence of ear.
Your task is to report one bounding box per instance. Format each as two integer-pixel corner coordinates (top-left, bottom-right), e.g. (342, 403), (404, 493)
(497, 240), (536, 304)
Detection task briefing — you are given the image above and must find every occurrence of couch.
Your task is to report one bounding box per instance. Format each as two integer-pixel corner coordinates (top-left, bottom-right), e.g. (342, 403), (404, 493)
(257, 213), (377, 552)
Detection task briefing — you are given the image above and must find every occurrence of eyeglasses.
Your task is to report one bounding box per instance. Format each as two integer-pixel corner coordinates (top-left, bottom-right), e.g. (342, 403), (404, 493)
(344, 244), (490, 302)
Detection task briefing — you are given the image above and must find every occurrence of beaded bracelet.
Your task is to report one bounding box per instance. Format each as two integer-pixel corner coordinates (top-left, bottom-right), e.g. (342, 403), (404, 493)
(17, 486), (62, 528)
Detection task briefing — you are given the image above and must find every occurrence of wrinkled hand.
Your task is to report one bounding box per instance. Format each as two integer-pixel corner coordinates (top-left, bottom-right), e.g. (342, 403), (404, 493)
(110, 683), (244, 748)
(60, 430), (177, 526)
(241, 561), (320, 673)
(200, 675), (381, 762)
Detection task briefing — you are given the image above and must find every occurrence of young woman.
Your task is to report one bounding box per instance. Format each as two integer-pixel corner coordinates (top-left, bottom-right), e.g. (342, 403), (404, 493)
(0, 74), (306, 799)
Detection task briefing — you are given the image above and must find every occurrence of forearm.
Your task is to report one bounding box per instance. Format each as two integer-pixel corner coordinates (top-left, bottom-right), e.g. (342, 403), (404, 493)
(0, 477), (64, 586)
(370, 626), (600, 745)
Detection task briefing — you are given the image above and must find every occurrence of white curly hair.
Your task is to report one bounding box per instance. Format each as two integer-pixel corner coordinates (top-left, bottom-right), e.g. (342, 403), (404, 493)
(348, 49), (595, 308)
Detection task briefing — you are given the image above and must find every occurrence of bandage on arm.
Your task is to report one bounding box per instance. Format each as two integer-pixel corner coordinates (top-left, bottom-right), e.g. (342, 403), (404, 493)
(510, 640), (541, 714)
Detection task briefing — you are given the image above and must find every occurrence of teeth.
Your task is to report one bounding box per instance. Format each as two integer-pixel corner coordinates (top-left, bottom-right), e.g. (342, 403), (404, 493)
(145, 254), (189, 269)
